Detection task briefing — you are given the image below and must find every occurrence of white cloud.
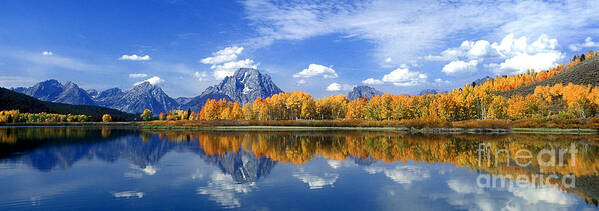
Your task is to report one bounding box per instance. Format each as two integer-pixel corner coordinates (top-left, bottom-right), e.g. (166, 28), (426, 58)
(326, 82), (353, 92)
(194, 71), (209, 81)
(119, 54), (151, 61)
(197, 172), (256, 208)
(447, 179), (483, 194)
(381, 67), (427, 86)
(292, 169), (339, 189)
(8, 51), (101, 72)
(362, 78), (384, 85)
(113, 191), (144, 199)
(364, 165), (430, 184)
(361, 67), (427, 87)
(327, 159), (356, 169)
(134, 76), (164, 86)
(434, 78), (450, 84)
(493, 52), (563, 74)
(242, 0), (599, 65)
(427, 40), (492, 61)
(293, 64), (338, 79)
(128, 73), (148, 78)
(431, 33), (564, 75)
(569, 37), (599, 51)
(42, 51), (53, 56)
(490, 34), (564, 74)
(442, 60), (478, 75)
(297, 79), (306, 86)
(201, 46), (244, 64)
(385, 57), (392, 63)
(210, 59), (257, 80)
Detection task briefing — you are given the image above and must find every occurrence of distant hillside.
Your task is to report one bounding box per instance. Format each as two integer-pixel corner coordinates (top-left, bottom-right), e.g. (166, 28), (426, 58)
(0, 87), (136, 121)
(418, 89), (439, 95)
(500, 55), (599, 97)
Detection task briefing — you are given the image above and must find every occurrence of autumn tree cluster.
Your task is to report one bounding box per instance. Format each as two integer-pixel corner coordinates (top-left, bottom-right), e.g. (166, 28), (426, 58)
(156, 82), (599, 123)
(482, 50), (597, 92)
(155, 50), (599, 122)
(0, 110), (89, 123)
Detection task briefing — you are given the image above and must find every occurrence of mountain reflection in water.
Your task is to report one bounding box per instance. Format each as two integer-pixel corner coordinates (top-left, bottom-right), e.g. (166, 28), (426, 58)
(0, 127), (598, 210)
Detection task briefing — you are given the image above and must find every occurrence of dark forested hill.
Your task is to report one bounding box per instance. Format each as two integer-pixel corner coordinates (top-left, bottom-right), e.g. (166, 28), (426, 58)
(0, 87), (137, 121)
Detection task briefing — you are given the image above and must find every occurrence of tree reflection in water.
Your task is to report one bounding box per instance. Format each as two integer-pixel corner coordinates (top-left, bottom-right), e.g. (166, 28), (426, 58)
(1, 127), (598, 206)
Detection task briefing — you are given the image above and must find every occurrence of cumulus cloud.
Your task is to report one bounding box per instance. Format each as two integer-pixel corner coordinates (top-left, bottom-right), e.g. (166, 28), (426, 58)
(510, 186), (576, 205)
(292, 169), (339, 189)
(113, 191), (144, 199)
(431, 33), (564, 75)
(427, 40), (492, 61)
(128, 73), (148, 78)
(442, 60), (478, 75)
(326, 82), (353, 92)
(210, 59), (258, 80)
(293, 64), (338, 79)
(42, 51), (53, 56)
(382, 67), (427, 86)
(119, 54), (151, 61)
(490, 34), (563, 74)
(362, 67), (427, 86)
(364, 165), (430, 185)
(134, 76), (164, 86)
(242, 0), (599, 65)
(491, 52), (563, 74)
(200, 46), (258, 80)
(201, 46), (244, 64)
(194, 71), (209, 81)
(327, 159), (356, 169)
(568, 37), (599, 51)
(434, 78), (450, 84)
(297, 79), (306, 86)
(362, 78), (384, 85)
(197, 172), (256, 208)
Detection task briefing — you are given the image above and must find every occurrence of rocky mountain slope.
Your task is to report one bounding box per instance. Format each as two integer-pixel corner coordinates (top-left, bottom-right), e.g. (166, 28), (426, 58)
(347, 85), (383, 100)
(13, 80), (95, 105)
(107, 82), (179, 114)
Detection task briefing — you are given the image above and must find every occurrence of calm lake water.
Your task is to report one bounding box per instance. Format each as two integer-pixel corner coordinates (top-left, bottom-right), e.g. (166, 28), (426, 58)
(0, 127), (598, 210)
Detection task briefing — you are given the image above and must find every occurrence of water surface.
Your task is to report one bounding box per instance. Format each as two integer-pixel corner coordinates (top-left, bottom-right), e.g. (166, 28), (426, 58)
(0, 127), (598, 210)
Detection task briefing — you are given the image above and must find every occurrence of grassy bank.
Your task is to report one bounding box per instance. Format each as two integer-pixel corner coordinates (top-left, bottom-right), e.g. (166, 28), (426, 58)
(1, 119), (597, 134)
(140, 119), (599, 134)
(142, 119), (599, 129)
(0, 122), (139, 126)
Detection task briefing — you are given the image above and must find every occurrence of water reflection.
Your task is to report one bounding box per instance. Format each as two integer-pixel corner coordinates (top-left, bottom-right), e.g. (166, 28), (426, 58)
(0, 127), (598, 210)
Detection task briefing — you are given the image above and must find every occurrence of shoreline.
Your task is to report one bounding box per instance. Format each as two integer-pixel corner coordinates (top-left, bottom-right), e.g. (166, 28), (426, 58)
(139, 125), (598, 134)
(0, 122), (597, 134)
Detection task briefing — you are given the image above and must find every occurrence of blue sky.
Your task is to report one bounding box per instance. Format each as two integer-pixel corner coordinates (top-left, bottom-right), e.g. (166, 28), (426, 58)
(1, 0), (599, 98)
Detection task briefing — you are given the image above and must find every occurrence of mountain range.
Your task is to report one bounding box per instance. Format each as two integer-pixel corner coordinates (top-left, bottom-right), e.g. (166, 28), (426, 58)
(11, 68), (284, 114)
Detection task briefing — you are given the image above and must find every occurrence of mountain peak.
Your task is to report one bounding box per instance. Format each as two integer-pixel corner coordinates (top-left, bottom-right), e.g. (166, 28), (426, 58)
(347, 86), (383, 100)
(183, 68), (283, 112)
(134, 81), (154, 89)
